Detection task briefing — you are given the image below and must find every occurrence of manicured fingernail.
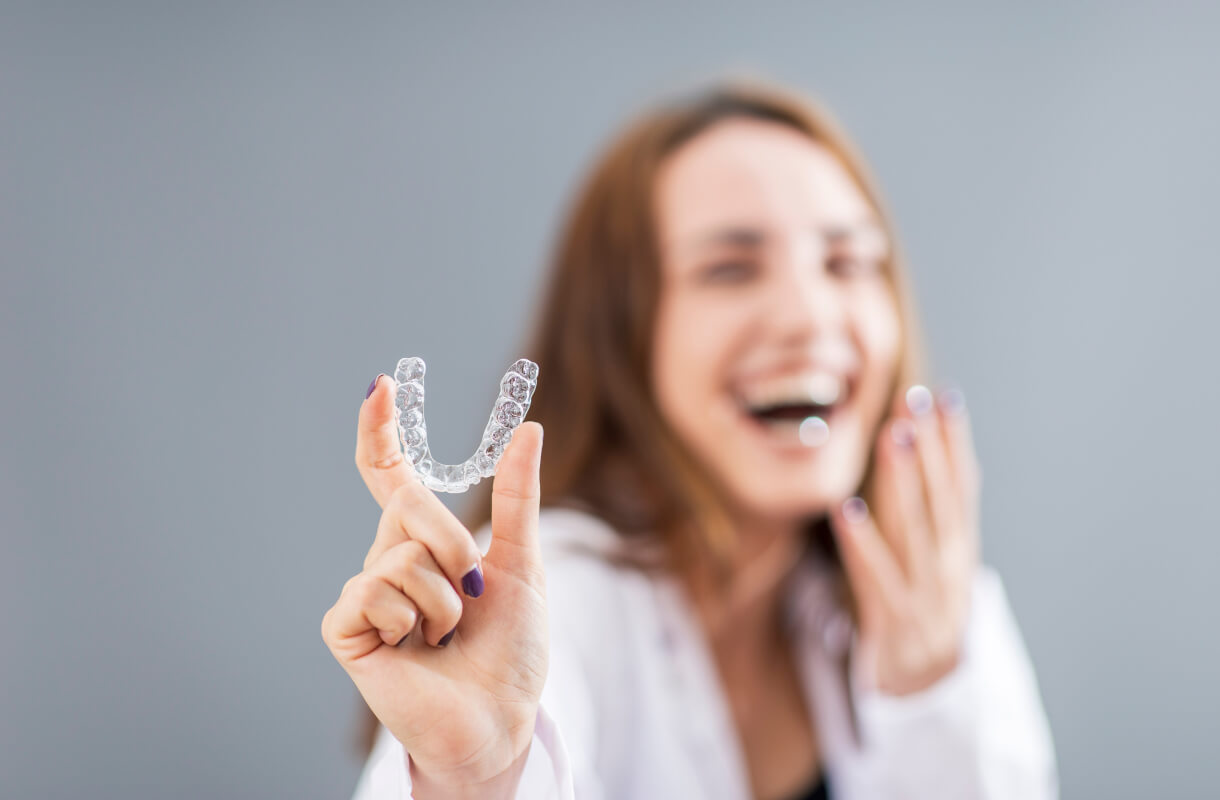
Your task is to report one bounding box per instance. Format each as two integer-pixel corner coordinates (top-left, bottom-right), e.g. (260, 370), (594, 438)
(461, 565), (485, 598)
(937, 385), (966, 417)
(366, 374), (384, 399)
(438, 627), (456, 647)
(842, 496), (869, 524)
(890, 418), (916, 448)
(905, 384), (934, 417)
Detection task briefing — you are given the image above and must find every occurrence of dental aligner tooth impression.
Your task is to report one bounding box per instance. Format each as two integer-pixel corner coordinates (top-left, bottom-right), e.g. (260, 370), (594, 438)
(393, 356), (539, 493)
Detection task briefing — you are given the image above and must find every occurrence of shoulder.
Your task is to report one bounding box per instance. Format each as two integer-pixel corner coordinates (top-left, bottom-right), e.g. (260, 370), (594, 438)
(968, 564), (1025, 645)
(534, 507), (657, 632)
(537, 506), (627, 556)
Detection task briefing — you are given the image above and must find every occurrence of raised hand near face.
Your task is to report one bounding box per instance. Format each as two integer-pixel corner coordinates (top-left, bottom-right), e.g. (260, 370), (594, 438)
(831, 385), (981, 695)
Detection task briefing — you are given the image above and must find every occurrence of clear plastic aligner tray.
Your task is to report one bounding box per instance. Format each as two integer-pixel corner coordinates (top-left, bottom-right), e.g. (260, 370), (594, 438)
(393, 356), (539, 493)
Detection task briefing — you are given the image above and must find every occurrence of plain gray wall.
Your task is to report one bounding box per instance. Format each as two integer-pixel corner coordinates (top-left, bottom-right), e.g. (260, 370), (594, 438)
(3, 2), (1217, 798)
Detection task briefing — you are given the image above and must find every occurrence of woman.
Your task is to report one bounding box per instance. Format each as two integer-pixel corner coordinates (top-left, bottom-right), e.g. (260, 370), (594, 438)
(322, 79), (1057, 799)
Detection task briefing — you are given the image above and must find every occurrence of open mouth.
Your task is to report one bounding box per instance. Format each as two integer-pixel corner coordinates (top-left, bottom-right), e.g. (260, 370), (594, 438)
(747, 401), (838, 423)
(743, 402), (841, 447)
(734, 371), (853, 446)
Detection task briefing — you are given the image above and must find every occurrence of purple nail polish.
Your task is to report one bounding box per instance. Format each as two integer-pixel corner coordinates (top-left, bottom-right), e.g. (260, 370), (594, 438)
(365, 374), (383, 399)
(937, 386), (966, 416)
(842, 496), (869, 524)
(890, 419), (916, 448)
(905, 384), (934, 417)
(438, 627), (456, 647)
(461, 565), (485, 598)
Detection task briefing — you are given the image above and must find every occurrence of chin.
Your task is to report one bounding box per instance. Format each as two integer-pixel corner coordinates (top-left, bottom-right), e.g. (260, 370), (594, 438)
(730, 463), (860, 525)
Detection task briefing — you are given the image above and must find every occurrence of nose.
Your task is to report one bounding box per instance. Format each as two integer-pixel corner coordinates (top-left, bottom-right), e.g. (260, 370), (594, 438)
(764, 237), (847, 345)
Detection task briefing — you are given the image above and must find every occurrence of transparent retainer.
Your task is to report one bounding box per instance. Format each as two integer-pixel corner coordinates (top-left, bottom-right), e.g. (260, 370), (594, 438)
(393, 356), (539, 493)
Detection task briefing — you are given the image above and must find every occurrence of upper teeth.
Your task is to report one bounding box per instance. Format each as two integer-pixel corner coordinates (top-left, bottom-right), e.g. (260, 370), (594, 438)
(741, 372), (844, 411)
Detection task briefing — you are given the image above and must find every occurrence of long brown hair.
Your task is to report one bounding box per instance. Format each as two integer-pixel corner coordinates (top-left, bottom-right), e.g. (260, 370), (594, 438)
(464, 77), (928, 572)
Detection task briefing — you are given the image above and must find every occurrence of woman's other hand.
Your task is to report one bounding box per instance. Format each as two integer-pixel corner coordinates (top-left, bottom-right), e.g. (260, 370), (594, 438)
(830, 385), (981, 696)
(322, 376), (548, 796)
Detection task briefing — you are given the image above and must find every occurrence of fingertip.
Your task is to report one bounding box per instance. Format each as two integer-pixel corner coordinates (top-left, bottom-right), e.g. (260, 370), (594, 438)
(491, 422), (543, 502)
(905, 384), (935, 418)
(829, 497), (864, 565)
(489, 423), (544, 566)
(519, 420), (544, 452)
(936, 384), (967, 418)
(525, 421), (544, 467)
(360, 374), (397, 426)
(461, 564), (485, 599)
(504, 421), (544, 476)
(842, 496), (869, 525)
(888, 418), (917, 450)
(366, 373), (385, 400)
(829, 496), (861, 542)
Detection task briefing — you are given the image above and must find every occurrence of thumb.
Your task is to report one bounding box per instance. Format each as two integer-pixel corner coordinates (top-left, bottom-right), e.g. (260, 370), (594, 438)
(487, 421), (544, 577)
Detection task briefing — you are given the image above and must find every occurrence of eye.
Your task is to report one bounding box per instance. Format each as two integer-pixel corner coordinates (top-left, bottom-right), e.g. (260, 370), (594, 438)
(827, 255), (882, 278)
(698, 259), (759, 284)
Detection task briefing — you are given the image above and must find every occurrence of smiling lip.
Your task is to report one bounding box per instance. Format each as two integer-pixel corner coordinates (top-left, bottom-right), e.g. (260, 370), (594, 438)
(729, 366), (858, 450)
(738, 399), (847, 452)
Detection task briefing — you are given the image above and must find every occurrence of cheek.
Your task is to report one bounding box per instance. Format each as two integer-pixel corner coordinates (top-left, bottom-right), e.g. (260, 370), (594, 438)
(855, 285), (901, 367)
(651, 296), (749, 467)
(654, 297), (734, 410)
(853, 286), (904, 419)
(651, 298), (704, 426)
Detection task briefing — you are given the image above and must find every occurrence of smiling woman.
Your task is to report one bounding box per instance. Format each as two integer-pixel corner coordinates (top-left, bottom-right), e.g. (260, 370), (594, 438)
(467, 83), (927, 572)
(324, 77), (1058, 800)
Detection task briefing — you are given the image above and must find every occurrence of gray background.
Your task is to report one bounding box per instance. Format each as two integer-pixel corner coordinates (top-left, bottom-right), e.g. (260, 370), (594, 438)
(3, 2), (1217, 798)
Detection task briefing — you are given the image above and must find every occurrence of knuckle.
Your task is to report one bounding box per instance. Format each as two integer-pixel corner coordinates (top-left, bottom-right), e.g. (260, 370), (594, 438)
(438, 587), (464, 624)
(370, 447), (405, 471)
(393, 539), (428, 571)
(390, 480), (428, 515)
(438, 533), (480, 572)
(347, 574), (381, 606)
(492, 483), (540, 503)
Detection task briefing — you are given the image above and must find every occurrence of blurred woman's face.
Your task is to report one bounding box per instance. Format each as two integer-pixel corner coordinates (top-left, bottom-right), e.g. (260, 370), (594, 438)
(652, 118), (901, 526)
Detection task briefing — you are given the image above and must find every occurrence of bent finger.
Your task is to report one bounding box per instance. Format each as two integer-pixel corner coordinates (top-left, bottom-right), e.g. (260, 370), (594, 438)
(366, 479), (485, 600)
(322, 573), (420, 655)
(367, 540), (464, 647)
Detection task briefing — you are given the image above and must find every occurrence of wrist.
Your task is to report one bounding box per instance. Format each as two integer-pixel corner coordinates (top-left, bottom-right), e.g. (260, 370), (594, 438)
(407, 741), (532, 800)
(875, 650), (960, 696)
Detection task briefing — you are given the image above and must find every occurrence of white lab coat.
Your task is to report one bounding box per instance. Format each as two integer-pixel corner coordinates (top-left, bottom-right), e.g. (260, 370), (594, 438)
(353, 508), (1058, 799)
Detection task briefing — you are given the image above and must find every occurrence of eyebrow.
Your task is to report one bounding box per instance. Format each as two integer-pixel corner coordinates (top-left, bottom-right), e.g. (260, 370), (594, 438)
(684, 222), (888, 252)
